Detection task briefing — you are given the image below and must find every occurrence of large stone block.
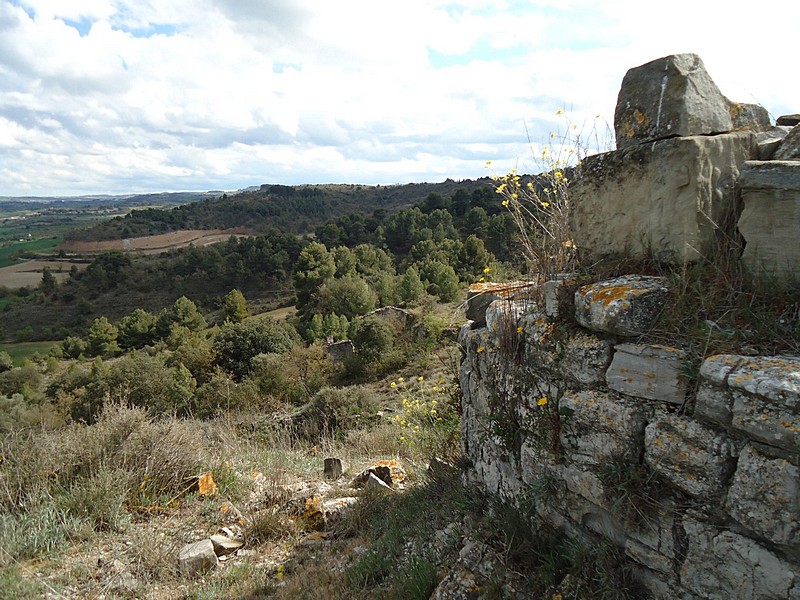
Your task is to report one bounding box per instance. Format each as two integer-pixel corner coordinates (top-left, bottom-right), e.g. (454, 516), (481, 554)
(644, 414), (737, 499)
(738, 161), (800, 287)
(725, 444), (799, 548)
(680, 517), (798, 600)
(560, 390), (648, 466)
(570, 132), (757, 263)
(615, 54), (732, 149)
(574, 275), (669, 337)
(606, 343), (688, 405)
(696, 354), (800, 453)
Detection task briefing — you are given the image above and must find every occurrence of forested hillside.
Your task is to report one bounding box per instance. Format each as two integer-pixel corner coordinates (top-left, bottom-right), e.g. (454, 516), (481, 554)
(1, 180), (527, 342)
(66, 179), (495, 241)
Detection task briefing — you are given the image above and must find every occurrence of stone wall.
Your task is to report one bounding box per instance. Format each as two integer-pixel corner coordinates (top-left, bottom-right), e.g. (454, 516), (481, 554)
(459, 54), (799, 599)
(459, 284), (799, 599)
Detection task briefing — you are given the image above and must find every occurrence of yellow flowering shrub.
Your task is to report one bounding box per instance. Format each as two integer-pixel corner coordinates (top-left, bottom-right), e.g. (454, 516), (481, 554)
(389, 376), (460, 457)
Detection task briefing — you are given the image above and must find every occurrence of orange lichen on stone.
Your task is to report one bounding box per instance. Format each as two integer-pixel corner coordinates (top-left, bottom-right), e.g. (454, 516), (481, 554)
(197, 473), (218, 496)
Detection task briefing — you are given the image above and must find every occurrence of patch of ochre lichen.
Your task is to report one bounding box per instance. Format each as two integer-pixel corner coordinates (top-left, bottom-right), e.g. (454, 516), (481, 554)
(633, 109), (649, 125)
(586, 283), (650, 307)
(618, 121), (636, 139)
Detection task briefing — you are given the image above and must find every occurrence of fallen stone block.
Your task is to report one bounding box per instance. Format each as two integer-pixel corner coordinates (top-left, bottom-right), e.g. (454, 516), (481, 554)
(178, 539), (218, 577)
(774, 124), (800, 160)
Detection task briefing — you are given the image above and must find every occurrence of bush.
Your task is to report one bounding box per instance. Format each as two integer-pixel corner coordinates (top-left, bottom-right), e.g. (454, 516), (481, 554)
(214, 318), (297, 379)
(295, 386), (379, 440)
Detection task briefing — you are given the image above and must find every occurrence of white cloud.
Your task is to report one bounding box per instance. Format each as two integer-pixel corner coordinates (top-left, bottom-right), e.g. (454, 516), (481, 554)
(0, 0), (797, 196)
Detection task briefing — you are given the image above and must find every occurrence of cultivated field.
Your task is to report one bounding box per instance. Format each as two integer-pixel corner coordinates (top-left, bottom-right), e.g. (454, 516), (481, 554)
(0, 259), (87, 289)
(58, 229), (244, 255)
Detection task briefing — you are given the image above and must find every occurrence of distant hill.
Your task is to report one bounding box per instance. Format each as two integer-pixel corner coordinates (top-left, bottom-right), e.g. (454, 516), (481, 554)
(65, 179), (494, 241)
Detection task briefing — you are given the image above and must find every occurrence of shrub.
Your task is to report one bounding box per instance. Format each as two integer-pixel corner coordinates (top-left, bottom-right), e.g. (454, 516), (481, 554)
(214, 318), (297, 379)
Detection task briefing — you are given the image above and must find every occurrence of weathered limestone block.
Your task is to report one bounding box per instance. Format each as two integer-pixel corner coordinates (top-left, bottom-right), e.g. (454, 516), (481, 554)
(466, 281), (535, 327)
(485, 298), (532, 334)
(624, 502), (682, 577)
(696, 354), (800, 453)
(560, 390), (649, 466)
(777, 114), (800, 127)
(738, 160), (800, 287)
(606, 343), (688, 405)
(542, 275), (579, 320)
(729, 101), (771, 133)
(519, 313), (612, 387)
(726, 444), (799, 548)
(644, 414), (737, 499)
(775, 124), (800, 160)
(570, 132), (757, 263)
(178, 539), (218, 577)
(615, 54), (732, 149)
(757, 126), (794, 160)
(681, 517), (798, 599)
(574, 276), (669, 337)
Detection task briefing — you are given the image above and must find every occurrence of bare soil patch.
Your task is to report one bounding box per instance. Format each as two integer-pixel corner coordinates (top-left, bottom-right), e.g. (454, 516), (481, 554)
(0, 260), (87, 288)
(58, 229), (246, 255)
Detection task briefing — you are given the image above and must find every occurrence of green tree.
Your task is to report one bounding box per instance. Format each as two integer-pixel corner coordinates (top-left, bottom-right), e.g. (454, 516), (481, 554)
(418, 260), (461, 302)
(349, 316), (394, 366)
(222, 289), (249, 323)
(315, 275), (378, 320)
(398, 265), (425, 304)
(157, 296), (207, 337)
(86, 316), (120, 357)
(0, 351), (12, 373)
(456, 235), (494, 281)
(213, 318), (297, 379)
(331, 246), (357, 278)
(293, 242), (335, 312)
(104, 352), (196, 415)
(39, 267), (57, 296)
(117, 308), (158, 350)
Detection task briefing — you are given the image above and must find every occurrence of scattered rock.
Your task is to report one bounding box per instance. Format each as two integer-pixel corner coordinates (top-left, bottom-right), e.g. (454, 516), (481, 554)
(364, 472), (393, 492)
(777, 114), (800, 126)
(178, 539), (218, 577)
(209, 527), (244, 557)
(322, 497), (358, 525)
(323, 457), (346, 480)
(774, 123), (800, 160)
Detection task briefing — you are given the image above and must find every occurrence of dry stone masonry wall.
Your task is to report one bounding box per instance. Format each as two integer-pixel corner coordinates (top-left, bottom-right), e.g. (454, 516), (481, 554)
(460, 55), (799, 599)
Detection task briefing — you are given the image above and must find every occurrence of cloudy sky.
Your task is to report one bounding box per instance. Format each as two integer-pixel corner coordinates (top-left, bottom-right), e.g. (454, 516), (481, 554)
(0, 0), (796, 196)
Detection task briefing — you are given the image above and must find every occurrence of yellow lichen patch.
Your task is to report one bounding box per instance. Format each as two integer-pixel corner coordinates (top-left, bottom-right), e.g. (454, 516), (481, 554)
(374, 459), (407, 485)
(197, 472), (218, 497)
(633, 109), (649, 125)
(585, 283), (650, 307)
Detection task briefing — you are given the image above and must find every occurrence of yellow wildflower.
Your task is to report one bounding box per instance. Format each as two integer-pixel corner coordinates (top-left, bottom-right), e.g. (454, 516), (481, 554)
(390, 381), (396, 388)
(477, 346), (485, 353)
(537, 397), (548, 407)
(418, 375), (424, 381)
(516, 326), (523, 334)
